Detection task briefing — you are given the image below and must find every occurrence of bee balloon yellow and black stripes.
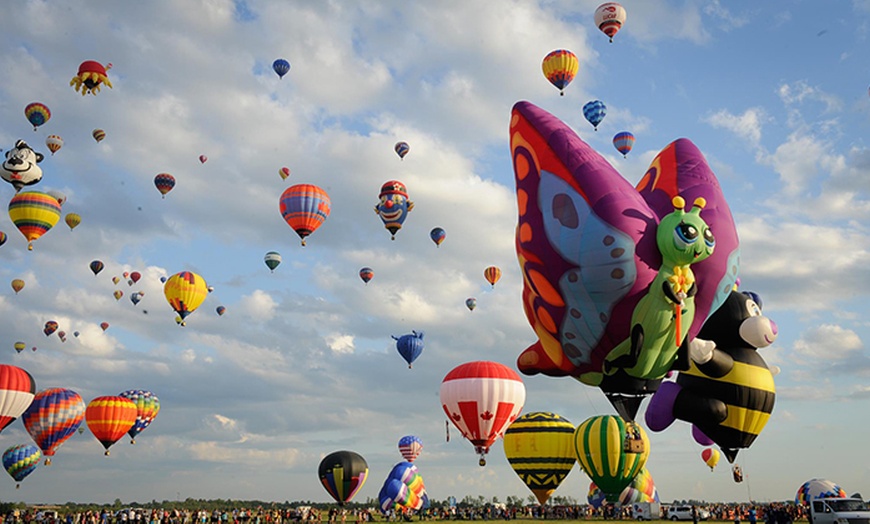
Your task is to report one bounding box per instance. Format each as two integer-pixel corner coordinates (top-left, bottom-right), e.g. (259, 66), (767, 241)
(503, 412), (576, 505)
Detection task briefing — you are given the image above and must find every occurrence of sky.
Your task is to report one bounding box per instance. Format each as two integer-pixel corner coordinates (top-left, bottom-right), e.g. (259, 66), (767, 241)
(1, 0), (870, 507)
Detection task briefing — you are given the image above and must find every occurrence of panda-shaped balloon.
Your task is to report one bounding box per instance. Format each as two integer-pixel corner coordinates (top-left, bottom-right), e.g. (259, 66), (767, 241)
(1, 140), (44, 191)
(645, 289), (777, 464)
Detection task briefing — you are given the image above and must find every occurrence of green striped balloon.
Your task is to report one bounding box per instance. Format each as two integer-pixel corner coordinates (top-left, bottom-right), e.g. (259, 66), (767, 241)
(573, 415), (649, 499)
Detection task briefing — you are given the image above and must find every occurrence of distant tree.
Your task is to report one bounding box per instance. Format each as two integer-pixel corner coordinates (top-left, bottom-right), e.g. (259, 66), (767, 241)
(527, 495), (537, 505)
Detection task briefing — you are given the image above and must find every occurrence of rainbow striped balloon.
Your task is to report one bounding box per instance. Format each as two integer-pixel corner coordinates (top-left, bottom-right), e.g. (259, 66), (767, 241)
(2, 444), (41, 486)
(118, 390), (160, 444)
(8, 191), (62, 250)
(21, 388), (85, 464)
(279, 184), (331, 246)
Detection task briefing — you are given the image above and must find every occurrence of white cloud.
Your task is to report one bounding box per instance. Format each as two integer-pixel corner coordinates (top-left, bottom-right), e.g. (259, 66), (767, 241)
(793, 324), (863, 360)
(325, 333), (355, 354)
(704, 107), (766, 147)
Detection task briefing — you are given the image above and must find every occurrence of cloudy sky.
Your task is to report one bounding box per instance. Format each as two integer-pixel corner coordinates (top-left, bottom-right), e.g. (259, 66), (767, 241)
(1, 0), (870, 506)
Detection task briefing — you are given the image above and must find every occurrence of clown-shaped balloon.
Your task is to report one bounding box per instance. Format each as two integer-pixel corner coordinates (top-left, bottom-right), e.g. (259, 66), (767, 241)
(374, 180), (414, 240)
(70, 61), (113, 96)
(511, 101), (739, 422)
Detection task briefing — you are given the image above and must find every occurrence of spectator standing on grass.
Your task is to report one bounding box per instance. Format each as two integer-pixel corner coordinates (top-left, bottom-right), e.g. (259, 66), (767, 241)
(692, 506), (700, 524)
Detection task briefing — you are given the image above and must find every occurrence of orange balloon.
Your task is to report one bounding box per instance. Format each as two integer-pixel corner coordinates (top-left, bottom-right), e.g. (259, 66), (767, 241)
(484, 266), (502, 287)
(85, 396), (137, 455)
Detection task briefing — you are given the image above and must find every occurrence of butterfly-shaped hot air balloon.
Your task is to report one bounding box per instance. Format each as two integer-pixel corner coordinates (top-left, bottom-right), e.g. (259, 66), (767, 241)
(542, 50), (578, 96)
(272, 58), (290, 79)
(9, 190), (61, 250)
(70, 61), (113, 95)
(0, 365), (36, 433)
(393, 331), (424, 369)
(264, 251), (282, 272)
(574, 415), (649, 500)
(375, 180), (413, 240)
(429, 227), (446, 247)
(279, 184), (331, 246)
(154, 173), (175, 198)
(582, 100), (607, 131)
(319, 450), (369, 505)
(594, 3), (627, 43)
(394, 141), (410, 160)
(398, 435), (423, 462)
(22, 388), (85, 465)
(24, 103), (50, 131)
(511, 101), (739, 422)
(2, 444), (41, 488)
(613, 131), (635, 158)
(85, 396), (137, 455)
(359, 267), (374, 285)
(503, 412), (576, 505)
(118, 390), (160, 444)
(440, 361), (525, 466)
(164, 271), (208, 326)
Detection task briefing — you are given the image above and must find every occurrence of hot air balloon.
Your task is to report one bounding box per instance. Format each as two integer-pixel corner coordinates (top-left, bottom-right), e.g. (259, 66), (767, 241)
(100, 322), (109, 332)
(375, 180), (413, 240)
(511, 102), (739, 422)
(398, 435), (423, 463)
(594, 3), (627, 43)
(14, 342), (25, 354)
(393, 331), (424, 369)
(21, 388), (85, 464)
(70, 60), (113, 95)
(796, 479), (847, 505)
(113, 290), (123, 301)
(164, 271), (208, 326)
(378, 461), (429, 514)
(273, 58), (291, 79)
(65, 213), (81, 231)
(613, 131), (635, 158)
(503, 412), (576, 505)
(11, 279), (24, 294)
(1, 140), (44, 192)
(9, 190), (62, 250)
(85, 396), (137, 455)
(47, 190), (66, 206)
(45, 135), (63, 155)
(112, 276), (120, 285)
(73, 331), (80, 338)
(429, 227), (446, 247)
(440, 361), (526, 466)
(57, 331), (66, 342)
(2, 444), (41, 488)
(92, 129), (106, 143)
(618, 467), (659, 504)
(130, 271), (141, 284)
(395, 141), (410, 160)
(0, 365), (36, 433)
(43, 321), (58, 337)
(87, 261), (104, 276)
(279, 167), (290, 180)
(573, 415), (649, 499)
(542, 50), (579, 96)
(154, 173), (175, 198)
(279, 184), (331, 246)
(583, 100), (607, 131)
(216, 306), (226, 316)
(117, 390), (160, 444)
(465, 298), (476, 311)
(24, 103), (51, 131)
(318, 450), (369, 505)
(359, 267), (374, 285)
(0, 232), (6, 247)
(264, 251), (282, 272)
(199, 155), (207, 164)
(483, 266), (501, 288)
(701, 448), (719, 471)
(130, 292), (142, 306)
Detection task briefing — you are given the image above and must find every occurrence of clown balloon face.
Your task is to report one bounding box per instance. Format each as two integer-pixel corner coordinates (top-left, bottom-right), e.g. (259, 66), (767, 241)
(2, 140), (44, 192)
(374, 180), (414, 240)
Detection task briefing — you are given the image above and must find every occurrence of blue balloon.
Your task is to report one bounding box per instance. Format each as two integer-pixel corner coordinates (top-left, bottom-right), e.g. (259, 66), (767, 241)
(392, 331), (424, 368)
(272, 59), (291, 78)
(582, 100), (607, 131)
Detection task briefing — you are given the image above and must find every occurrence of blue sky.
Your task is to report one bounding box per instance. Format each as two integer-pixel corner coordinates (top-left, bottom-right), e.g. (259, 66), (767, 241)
(1, 0), (870, 506)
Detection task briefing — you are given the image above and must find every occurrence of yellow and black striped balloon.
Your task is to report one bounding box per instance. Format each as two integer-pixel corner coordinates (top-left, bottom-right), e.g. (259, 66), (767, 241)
(574, 415), (649, 498)
(504, 412), (576, 505)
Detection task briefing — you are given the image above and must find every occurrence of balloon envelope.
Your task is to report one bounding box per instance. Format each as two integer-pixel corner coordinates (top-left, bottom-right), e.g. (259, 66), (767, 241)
(11, 279), (24, 294)
(394, 331), (424, 368)
(483, 266), (501, 287)
(272, 58), (291, 78)
(164, 271), (208, 324)
(118, 390), (160, 443)
(21, 388), (85, 460)
(318, 450), (369, 505)
(398, 435), (423, 462)
(395, 141), (410, 159)
(45, 135), (63, 155)
(573, 415), (649, 499)
(2, 444), (41, 485)
(796, 479), (847, 505)
(8, 191), (62, 250)
(430, 227), (446, 247)
(85, 396), (137, 454)
(440, 361), (526, 465)
(542, 50), (579, 95)
(594, 2), (627, 42)
(701, 448), (720, 471)
(613, 131), (635, 157)
(583, 100), (607, 130)
(264, 251), (282, 272)
(503, 412), (576, 505)
(0, 365), (36, 433)
(154, 173), (175, 197)
(65, 213), (81, 231)
(279, 184), (331, 246)
(465, 298), (476, 311)
(359, 267), (374, 284)
(92, 129), (106, 142)
(24, 103), (51, 130)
